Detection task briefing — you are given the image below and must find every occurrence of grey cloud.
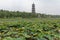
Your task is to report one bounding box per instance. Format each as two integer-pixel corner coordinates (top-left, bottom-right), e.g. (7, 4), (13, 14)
(0, 0), (60, 15)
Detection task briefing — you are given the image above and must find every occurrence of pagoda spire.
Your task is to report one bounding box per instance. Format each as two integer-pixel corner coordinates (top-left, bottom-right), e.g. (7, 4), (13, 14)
(32, 2), (35, 13)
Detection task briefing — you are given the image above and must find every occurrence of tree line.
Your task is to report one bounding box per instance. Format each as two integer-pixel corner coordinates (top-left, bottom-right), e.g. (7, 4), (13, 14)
(0, 10), (60, 18)
(0, 10), (38, 18)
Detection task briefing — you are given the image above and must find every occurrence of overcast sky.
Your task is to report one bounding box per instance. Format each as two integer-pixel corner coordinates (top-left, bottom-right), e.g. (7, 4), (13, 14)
(0, 0), (60, 15)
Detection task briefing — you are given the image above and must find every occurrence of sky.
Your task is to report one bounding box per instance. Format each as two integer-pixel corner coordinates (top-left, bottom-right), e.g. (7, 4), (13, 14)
(0, 0), (60, 15)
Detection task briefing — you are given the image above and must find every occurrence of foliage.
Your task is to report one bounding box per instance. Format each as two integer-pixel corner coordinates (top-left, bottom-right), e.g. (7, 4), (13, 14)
(0, 18), (60, 40)
(0, 10), (38, 18)
(0, 10), (60, 18)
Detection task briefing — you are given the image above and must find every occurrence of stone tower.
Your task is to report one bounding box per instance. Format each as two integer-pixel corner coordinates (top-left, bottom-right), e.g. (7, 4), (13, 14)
(32, 3), (35, 13)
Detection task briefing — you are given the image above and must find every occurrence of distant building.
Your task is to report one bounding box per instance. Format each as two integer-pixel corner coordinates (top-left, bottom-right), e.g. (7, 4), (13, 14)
(32, 3), (35, 13)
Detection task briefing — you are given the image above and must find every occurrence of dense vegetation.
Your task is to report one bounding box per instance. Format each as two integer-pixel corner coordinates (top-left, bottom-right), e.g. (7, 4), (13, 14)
(0, 10), (60, 18)
(0, 10), (37, 18)
(0, 18), (60, 40)
(0, 10), (60, 40)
